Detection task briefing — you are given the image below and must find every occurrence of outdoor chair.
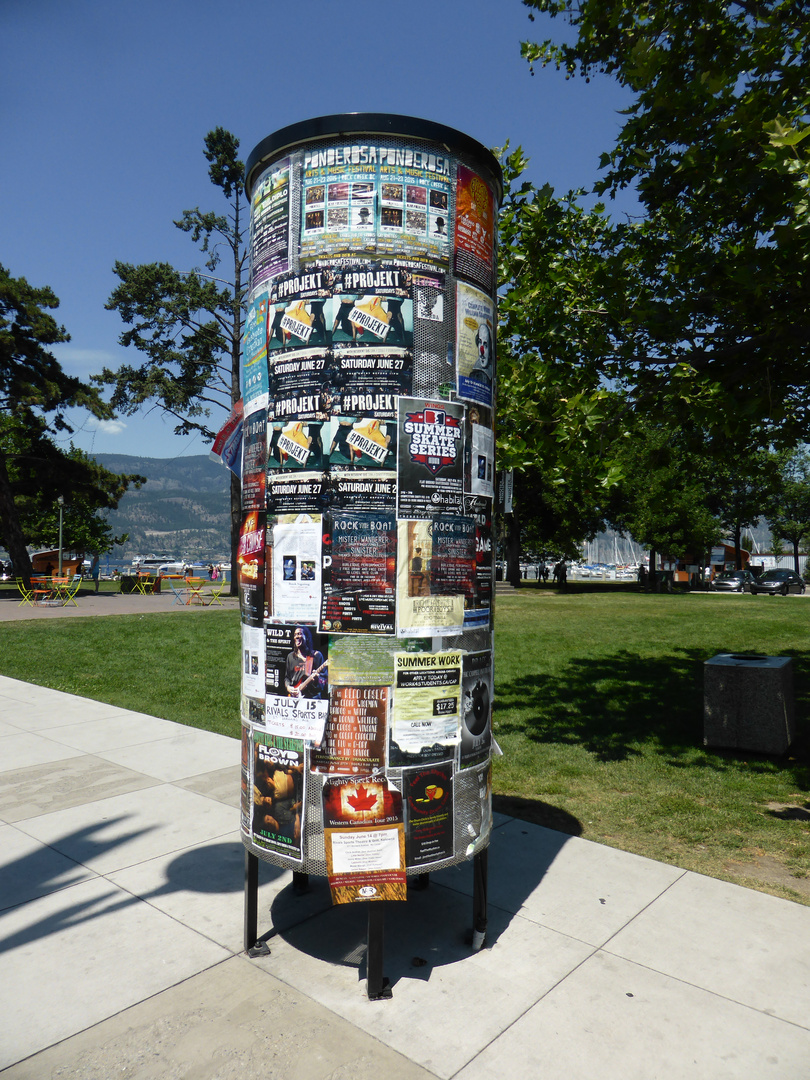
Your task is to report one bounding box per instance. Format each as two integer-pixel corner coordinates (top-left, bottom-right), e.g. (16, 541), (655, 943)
(62, 574), (82, 606)
(15, 578), (34, 606)
(167, 578), (189, 606)
(205, 581), (226, 606)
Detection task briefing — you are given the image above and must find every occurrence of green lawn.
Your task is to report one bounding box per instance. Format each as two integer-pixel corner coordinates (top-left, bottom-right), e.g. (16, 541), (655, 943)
(1, 585), (808, 903)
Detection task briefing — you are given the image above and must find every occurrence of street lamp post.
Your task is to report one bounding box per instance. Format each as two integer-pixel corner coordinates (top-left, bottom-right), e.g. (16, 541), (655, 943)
(57, 496), (64, 577)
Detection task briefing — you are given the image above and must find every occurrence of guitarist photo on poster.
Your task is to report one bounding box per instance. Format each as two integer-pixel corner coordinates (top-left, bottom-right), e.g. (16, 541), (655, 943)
(285, 626), (328, 699)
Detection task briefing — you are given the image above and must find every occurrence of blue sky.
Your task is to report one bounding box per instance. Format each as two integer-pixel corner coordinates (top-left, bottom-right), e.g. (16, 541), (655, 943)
(2, 0), (633, 462)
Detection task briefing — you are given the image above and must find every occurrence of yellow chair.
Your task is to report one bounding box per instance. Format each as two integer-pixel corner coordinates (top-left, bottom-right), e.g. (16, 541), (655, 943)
(205, 582), (226, 606)
(15, 578), (34, 606)
(62, 574), (82, 606)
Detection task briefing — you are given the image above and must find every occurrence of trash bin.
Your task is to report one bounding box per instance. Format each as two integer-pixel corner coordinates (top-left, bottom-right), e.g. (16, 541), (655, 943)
(704, 653), (795, 755)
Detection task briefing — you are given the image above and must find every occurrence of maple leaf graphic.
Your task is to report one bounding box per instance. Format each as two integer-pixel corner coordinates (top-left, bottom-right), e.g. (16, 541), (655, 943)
(347, 785), (378, 811)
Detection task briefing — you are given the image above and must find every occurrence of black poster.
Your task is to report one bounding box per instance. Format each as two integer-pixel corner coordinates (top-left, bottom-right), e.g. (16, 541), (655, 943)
(404, 761), (454, 867)
(320, 511), (396, 634)
(396, 397), (464, 520)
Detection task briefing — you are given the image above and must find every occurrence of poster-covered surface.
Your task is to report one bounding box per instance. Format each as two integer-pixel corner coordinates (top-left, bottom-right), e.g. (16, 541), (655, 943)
(431, 515), (476, 602)
(238, 511), (265, 627)
(327, 416), (397, 471)
(396, 520), (465, 637)
(270, 518), (321, 623)
(464, 495), (493, 629)
(241, 293), (269, 410)
(300, 141), (451, 268)
(242, 623), (266, 701)
(454, 165), (496, 293)
(331, 263), (414, 349)
(267, 471), (329, 515)
(264, 623), (329, 743)
(240, 724), (251, 834)
(328, 470), (396, 514)
(252, 731), (305, 861)
(390, 650), (461, 764)
(455, 282), (495, 408)
(320, 511), (396, 634)
(311, 685), (388, 774)
(404, 761), (454, 867)
(323, 771), (406, 903)
(241, 405), (267, 511)
(467, 421), (495, 499)
(269, 420), (330, 471)
(459, 650), (493, 769)
(396, 397), (464, 520)
(250, 157), (291, 289)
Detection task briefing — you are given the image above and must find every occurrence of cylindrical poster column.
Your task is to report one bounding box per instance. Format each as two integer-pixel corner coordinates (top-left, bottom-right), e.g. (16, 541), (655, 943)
(239, 114), (501, 906)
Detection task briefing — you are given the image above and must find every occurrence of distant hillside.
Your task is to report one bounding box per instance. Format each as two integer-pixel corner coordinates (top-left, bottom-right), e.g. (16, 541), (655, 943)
(95, 454), (231, 559)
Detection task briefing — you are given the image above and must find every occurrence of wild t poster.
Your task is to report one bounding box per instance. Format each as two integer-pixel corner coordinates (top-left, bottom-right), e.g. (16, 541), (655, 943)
(264, 623), (329, 743)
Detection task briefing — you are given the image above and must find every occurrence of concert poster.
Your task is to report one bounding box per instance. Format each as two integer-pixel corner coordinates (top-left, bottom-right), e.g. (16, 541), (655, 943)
(389, 650), (462, 765)
(241, 405), (267, 511)
(300, 148), (378, 262)
(323, 771), (406, 903)
(241, 622), (266, 701)
(251, 731), (306, 861)
(454, 164), (496, 294)
(330, 263), (413, 349)
(269, 348), (334, 423)
(327, 634), (412, 686)
(264, 622), (328, 743)
(266, 470), (330, 515)
(240, 723), (251, 834)
(241, 293), (269, 411)
(329, 346), (411, 418)
(269, 517), (322, 623)
(464, 413), (495, 500)
(237, 510), (265, 627)
(455, 282), (495, 408)
(463, 495), (494, 630)
(311, 685), (389, 774)
(320, 511), (396, 634)
(268, 420), (329, 471)
(328, 470), (396, 514)
(266, 267), (334, 353)
(396, 520), (465, 638)
(326, 416), (397, 471)
(396, 397), (464, 520)
(459, 650), (493, 769)
(431, 515), (476, 604)
(403, 761), (455, 867)
(250, 157), (291, 289)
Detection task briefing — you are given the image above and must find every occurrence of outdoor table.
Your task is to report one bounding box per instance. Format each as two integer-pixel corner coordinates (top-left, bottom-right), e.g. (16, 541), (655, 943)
(30, 577), (56, 604)
(184, 577), (207, 605)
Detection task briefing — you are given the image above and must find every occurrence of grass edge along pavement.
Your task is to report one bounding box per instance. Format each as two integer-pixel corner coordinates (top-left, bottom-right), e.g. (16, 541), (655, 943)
(0, 585), (808, 905)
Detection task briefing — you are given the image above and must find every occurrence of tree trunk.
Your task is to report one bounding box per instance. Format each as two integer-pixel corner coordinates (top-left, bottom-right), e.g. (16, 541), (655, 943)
(0, 453), (33, 584)
(229, 471), (241, 597)
(792, 538), (800, 575)
(649, 549), (657, 592)
(733, 524), (742, 570)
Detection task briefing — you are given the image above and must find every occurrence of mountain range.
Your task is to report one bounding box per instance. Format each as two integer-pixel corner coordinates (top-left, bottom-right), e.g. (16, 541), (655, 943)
(96, 454), (232, 559)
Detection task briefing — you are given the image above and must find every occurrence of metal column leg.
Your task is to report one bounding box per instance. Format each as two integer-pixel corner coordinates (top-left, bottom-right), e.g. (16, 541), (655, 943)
(366, 902), (392, 1000)
(472, 848), (488, 952)
(244, 849), (270, 957)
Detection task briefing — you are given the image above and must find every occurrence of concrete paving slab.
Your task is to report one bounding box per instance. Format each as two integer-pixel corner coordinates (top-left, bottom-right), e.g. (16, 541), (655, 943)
(44, 711), (182, 752)
(0, 696), (126, 732)
(0, 955), (439, 1080)
(176, 763), (241, 806)
(0, 825), (96, 909)
(0, 731), (85, 771)
(606, 870), (810, 1028)
(454, 949), (810, 1080)
(0, 756), (159, 823)
(96, 727), (239, 781)
(0, 876), (230, 1070)
(258, 879), (594, 1079)
(435, 817), (685, 946)
(18, 784), (237, 874)
(107, 836), (290, 953)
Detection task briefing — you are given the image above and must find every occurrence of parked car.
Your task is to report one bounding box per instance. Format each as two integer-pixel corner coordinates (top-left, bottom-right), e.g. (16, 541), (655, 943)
(749, 569), (806, 596)
(711, 570), (756, 593)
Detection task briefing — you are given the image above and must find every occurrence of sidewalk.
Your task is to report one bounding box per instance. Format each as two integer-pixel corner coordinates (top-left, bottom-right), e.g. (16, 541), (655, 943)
(2, 673), (810, 1079)
(0, 585), (239, 622)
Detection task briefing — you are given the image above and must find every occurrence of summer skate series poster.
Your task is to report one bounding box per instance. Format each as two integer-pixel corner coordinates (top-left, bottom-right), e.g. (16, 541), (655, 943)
(396, 397), (464, 520)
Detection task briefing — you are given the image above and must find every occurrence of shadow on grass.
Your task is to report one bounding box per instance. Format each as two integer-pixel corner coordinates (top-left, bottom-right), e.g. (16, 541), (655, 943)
(496, 646), (810, 782)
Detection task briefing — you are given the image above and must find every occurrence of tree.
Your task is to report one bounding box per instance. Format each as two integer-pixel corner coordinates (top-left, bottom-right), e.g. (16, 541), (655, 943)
(0, 264), (129, 581)
(707, 449), (782, 570)
(766, 449), (810, 573)
(102, 128), (246, 588)
(519, 0), (810, 448)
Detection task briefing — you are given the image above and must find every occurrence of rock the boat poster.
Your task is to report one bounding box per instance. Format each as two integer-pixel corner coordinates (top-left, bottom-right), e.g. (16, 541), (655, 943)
(396, 519), (465, 637)
(396, 397), (464, 520)
(320, 511), (396, 634)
